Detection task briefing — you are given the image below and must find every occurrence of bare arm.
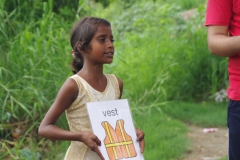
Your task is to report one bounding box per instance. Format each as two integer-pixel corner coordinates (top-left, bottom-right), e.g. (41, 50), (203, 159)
(38, 78), (80, 140)
(207, 26), (240, 57)
(38, 78), (104, 159)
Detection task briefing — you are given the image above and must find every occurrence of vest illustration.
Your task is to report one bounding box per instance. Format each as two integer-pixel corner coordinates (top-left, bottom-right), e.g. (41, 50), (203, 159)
(101, 119), (137, 160)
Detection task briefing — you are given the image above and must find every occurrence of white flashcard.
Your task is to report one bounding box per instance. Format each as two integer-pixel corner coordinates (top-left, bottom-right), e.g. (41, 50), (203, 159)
(86, 99), (144, 160)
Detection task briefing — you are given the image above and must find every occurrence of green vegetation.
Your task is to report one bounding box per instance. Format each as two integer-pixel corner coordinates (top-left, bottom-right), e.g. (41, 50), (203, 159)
(133, 108), (189, 160)
(0, 0), (229, 159)
(164, 101), (227, 127)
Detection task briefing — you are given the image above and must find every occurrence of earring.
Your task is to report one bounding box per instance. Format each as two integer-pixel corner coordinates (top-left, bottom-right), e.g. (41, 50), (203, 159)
(71, 50), (76, 58)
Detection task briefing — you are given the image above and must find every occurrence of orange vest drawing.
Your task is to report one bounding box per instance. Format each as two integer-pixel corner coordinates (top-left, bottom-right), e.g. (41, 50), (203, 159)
(101, 119), (137, 160)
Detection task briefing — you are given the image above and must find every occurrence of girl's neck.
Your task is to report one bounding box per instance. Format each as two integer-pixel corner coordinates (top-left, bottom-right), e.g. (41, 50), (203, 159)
(78, 64), (104, 81)
(77, 65), (107, 92)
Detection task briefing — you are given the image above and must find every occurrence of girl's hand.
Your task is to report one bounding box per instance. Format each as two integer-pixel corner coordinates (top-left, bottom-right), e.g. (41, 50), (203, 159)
(80, 132), (105, 160)
(136, 129), (145, 153)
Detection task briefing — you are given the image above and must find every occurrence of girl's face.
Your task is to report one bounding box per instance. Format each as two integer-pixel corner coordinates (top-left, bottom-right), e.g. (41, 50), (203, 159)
(85, 24), (114, 64)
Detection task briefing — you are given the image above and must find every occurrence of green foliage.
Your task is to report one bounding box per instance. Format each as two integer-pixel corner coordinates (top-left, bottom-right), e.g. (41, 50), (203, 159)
(109, 3), (183, 39)
(2, 0), (83, 21)
(220, 156), (228, 160)
(163, 6), (228, 101)
(101, 2), (228, 101)
(162, 101), (227, 127)
(133, 108), (189, 160)
(102, 2), (184, 103)
(157, 0), (205, 10)
(1, 5), (71, 123)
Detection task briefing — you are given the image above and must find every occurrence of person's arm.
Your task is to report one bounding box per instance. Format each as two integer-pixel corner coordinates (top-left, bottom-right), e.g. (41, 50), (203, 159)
(38, 78), (80, 140)
(38, 78), (104, 159)
(207, 25), (240, 57)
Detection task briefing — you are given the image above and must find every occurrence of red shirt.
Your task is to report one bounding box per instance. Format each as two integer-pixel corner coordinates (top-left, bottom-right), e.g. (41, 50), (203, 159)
(205, 0), (240, 100)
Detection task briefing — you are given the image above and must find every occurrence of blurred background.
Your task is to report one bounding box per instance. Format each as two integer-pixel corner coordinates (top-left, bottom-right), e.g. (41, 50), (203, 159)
(0, 0), (229, 159)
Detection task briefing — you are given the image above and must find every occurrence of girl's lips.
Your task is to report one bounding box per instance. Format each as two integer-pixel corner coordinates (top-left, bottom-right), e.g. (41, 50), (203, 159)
(104, 52), (114, 58)
(105, 52), (114, 55)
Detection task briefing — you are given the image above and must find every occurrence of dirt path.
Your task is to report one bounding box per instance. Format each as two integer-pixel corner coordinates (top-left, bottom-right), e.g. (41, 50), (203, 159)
(182, 125), (228, 160)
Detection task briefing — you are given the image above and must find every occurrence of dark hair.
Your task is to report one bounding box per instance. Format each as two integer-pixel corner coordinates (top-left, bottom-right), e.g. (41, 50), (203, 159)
(70, 17), (111, 74)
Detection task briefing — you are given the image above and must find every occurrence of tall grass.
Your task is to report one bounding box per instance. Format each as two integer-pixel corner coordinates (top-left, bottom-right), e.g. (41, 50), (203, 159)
(0, 1), (73, 158)
(1, 1), (71, 122)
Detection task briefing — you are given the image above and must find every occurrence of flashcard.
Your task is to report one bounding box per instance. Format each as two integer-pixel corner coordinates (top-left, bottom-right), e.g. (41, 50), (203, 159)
(86, 99), (144, 160)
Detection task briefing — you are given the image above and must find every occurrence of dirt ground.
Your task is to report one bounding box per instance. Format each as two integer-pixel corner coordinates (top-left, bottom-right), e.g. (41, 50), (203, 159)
(182, 125), (228, 160)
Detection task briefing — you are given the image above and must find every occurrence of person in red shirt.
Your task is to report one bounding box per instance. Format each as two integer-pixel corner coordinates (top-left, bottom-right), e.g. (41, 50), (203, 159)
(205, 0), (240, 159)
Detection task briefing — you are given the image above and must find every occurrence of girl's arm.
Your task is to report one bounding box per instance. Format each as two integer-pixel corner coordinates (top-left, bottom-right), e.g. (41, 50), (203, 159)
(38, 78), (80, 140)
(38, 78), (104, 159)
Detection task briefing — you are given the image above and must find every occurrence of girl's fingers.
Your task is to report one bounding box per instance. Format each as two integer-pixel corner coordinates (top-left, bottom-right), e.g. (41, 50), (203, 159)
(94, 136), (102, 146)
(136, 129), (145, 153)
(136, 129), (145, 140)
(91, 135), (104, 159)
(139, 139), (145, 153)
(94, 146), (105, 160)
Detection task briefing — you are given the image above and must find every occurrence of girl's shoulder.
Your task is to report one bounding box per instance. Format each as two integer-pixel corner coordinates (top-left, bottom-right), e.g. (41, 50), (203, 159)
(52, 76), (79, 109)
(105, 74), (122, 84)
(105, 74), (120, 80)
(63, 75), (79, 91)
(68, 74), (84, 88)
(105, 74), (123, 98)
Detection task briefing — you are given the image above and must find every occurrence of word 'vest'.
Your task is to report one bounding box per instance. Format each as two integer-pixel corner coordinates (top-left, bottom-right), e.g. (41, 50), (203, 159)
(102, 108), (118, 117)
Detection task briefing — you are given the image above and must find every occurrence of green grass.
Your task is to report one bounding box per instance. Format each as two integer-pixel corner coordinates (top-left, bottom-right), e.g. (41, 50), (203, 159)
(130, 100), (228, 159)
(220, 157), (228, 160)
(159, 0), (205, 10)
(162, 101), (228, 127)
(133, 108), (189, 160)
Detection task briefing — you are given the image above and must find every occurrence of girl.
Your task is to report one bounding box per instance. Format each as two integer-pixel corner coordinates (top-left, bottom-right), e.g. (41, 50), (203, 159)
(38, 17), (144, 160)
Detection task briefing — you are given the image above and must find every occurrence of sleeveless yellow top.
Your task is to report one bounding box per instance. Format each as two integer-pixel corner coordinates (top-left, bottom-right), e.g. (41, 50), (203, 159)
(64, 74), (120, 160)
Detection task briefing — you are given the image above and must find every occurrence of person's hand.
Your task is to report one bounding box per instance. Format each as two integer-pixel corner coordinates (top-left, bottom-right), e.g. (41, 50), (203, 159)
(80, 132), (105, 160)
(136, 128), (145, 153)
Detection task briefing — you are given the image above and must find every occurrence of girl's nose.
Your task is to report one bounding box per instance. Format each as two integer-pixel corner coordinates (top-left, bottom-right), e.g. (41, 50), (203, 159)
(107, 40), (114, 48)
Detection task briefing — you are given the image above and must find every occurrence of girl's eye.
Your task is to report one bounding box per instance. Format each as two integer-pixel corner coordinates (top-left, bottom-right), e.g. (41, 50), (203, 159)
(111, 39), (114, 43)
(99, 38), (105, 42)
